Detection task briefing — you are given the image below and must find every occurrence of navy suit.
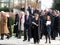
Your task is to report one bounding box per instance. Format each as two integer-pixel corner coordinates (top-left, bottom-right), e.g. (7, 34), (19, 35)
(40, 15), (46, 39)
(24, 15), (32, 41)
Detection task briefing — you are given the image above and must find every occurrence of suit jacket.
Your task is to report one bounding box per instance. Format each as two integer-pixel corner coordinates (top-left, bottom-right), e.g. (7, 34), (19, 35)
(28, 7), (32, 15)
(40, 15), (46, 32)
(54, 16), (60, 29)
(24, 15), (29, 28)
(7, 17), (11, 27)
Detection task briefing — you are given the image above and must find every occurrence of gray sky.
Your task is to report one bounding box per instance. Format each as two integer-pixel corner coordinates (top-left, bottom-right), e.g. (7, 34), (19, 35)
(41, 0), (53, 10)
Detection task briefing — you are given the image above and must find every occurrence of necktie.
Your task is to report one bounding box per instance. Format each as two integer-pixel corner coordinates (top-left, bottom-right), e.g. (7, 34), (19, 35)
(26, 15), (28, 21)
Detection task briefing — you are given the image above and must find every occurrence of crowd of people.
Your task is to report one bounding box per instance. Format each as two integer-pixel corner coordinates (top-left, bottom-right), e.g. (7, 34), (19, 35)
(0, 7), (60, 44)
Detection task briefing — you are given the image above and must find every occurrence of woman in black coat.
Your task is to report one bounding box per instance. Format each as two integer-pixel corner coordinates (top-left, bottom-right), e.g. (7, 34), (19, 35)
(13, 14), (19, 38)
(31, 13), (40, 44)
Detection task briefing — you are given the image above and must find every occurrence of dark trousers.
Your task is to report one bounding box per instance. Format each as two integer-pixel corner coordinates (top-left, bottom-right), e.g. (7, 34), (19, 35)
(51, 31), (56, 40)
(34, 35), (39, 43)
(45, 25), (51, 42)
(24, 27), (31, 41)
(15, 31), (21, 38)
(40, 33), (43, 39)
(51, 28), (58, 40)
(16, 32), (18, 37)
(8, 27), (12, 37)
(33, 29), (39, 43)
(1, 34), (10, 39)
(18, 31), (21, 38)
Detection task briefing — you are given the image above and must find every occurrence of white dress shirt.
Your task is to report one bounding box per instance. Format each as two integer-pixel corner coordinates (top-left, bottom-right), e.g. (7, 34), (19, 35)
(46, 21), (51, 25)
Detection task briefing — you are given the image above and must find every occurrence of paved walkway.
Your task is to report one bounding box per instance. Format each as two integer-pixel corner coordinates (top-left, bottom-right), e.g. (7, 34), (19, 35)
(0, 36), (60, 45)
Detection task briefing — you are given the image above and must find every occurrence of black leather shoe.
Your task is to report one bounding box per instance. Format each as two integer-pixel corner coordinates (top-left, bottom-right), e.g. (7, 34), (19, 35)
(37, 41), (39, 44)
(23, 40), (26, 41)
(6, 36), (10, 39)
(1, 38), (3, 40)
(17, 37), (21, 39)
(45, 42), (47, 43)
(28, 39), (30, 42)
(17, 36), (21, 39)
(34, 42), (36, 44)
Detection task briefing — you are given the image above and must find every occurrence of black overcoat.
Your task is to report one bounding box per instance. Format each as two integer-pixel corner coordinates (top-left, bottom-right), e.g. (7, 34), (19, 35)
(13, 14), (19, 33)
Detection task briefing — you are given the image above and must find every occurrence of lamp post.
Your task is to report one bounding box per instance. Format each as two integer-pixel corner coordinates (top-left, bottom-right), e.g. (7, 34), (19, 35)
(38, 0), (41, 38)
(13, 0), (14, 8)
(25, 0), (27, 12)
(38, 0), (41, 10)
(9, 0), (11, 12)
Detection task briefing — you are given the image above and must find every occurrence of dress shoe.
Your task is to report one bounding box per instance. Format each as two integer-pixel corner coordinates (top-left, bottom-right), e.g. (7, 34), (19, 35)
(23, 39), (26, 41)
(34, 41), (36, 44)
(6, 36), (10, 39)
(1, 37), (4, 40)
(1, 38), (3, 40)
(37, 41), (39, 44)
(28, 39), (30, 42)
(17, 37), (21, 39)
(45, 41), (47, 43)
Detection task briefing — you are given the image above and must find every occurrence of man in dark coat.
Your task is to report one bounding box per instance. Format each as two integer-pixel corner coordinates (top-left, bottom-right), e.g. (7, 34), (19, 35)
(20, 7), (25, 12)
(53, 14), (60, 38)
(47, 11), (60, 40)
(7, 16), (12, 37)
(28, 7), (32, 15)
(40, 11), (46, 39)
(33, 8), (40, 16)
(23, 11), (32, 41)
(28, 7), (34, 16)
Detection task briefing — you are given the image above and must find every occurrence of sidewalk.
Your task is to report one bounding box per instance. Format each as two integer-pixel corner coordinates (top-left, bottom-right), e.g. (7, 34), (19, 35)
(0, 36), (60, 45)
